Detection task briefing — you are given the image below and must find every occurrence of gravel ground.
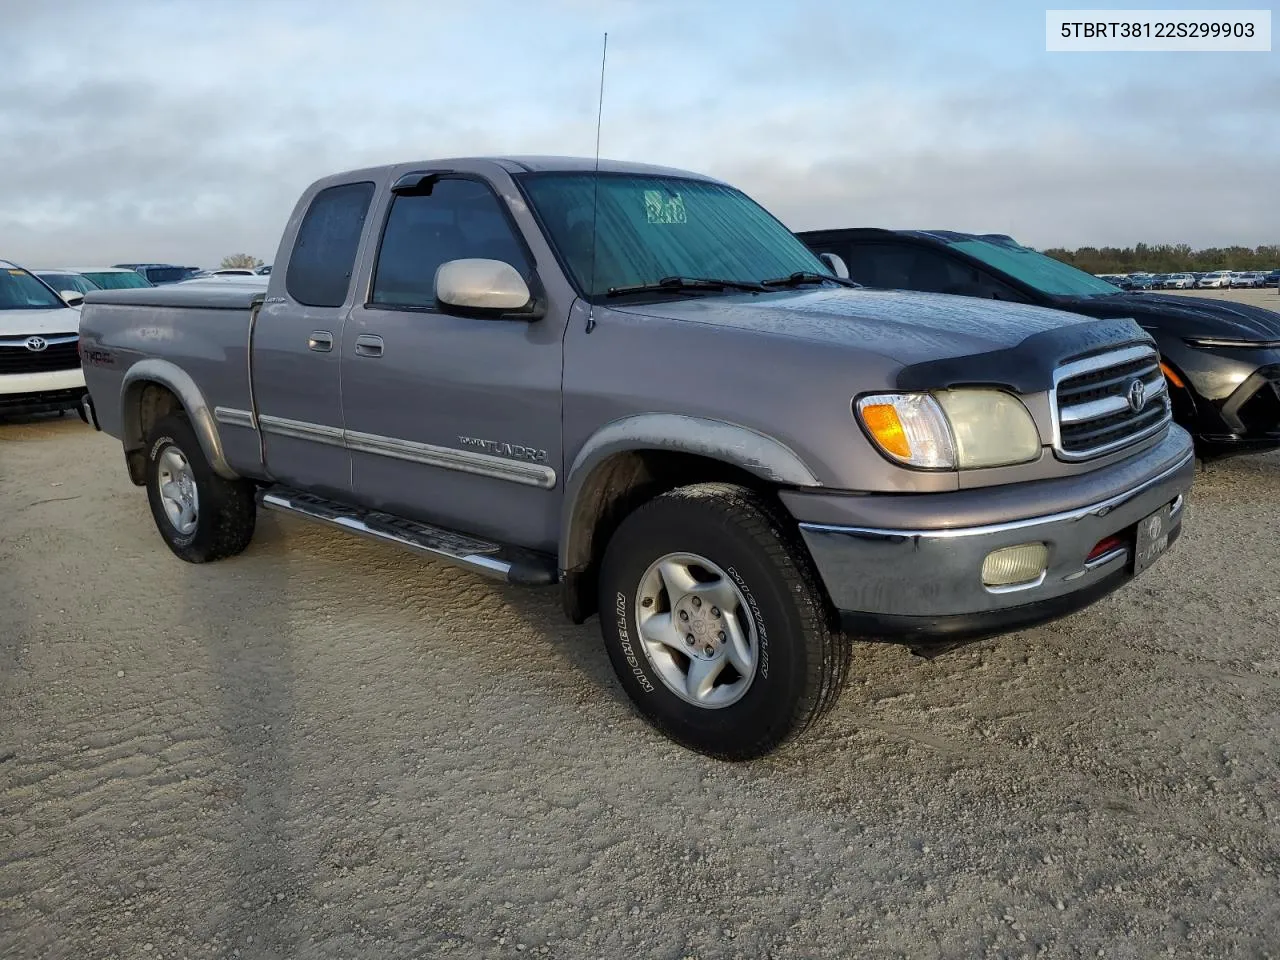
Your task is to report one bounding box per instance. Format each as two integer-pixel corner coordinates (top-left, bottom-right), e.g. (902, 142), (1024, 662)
(3, 414), (1280, 960)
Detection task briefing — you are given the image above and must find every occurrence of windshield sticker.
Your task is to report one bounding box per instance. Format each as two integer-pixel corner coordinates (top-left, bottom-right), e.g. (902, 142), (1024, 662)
(644, 190), (687, 225)
(7, 269), (25, 276)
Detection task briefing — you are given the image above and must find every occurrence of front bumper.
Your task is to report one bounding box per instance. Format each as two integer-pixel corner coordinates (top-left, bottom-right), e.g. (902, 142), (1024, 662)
(0, 368), (87, 415)
(789, 428), (1195, 641)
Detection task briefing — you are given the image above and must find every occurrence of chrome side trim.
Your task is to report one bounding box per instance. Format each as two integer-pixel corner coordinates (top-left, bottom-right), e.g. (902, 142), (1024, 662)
(344, 429), (556, 489)
(253, 414), (557, 487)
(798, 446), (1194, 541)
(258, 414), (345, 447)
(214, 406), (257, 429)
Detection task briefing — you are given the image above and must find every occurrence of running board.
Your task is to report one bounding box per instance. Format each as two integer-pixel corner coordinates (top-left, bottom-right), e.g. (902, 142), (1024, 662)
(258, 486), (557, 586)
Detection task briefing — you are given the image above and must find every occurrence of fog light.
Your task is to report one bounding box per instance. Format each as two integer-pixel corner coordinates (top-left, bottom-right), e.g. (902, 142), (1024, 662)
(982, 543), (1049, 587)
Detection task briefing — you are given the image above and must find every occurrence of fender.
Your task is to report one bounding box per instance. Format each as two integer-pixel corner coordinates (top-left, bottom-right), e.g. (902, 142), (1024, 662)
(120, 358), (238, 480)
(559, 413), (821, 570)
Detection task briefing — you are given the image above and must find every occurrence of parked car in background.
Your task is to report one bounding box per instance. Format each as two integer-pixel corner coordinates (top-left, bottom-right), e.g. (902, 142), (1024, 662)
(0, 260), (87, 416)
(1233, 272), (1264, 289)
(34, 269), (97, 297)
(114, 263), (200, 285)
(75, 157), (1194, 759)
(1265, 269), (1280, 288)
(212, 268), (260, 277)
(1198, 271), (1233, 289)
(1128, 274), (1157, 290)
(798, 228), (1280, 457)
(43, 266), (154, 291)
(1163, 274), (1196, 290)
(257, 264), (272, 275)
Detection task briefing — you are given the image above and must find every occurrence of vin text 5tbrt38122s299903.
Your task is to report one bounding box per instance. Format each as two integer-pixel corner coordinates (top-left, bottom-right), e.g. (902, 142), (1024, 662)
(77, 157), (1194, 759)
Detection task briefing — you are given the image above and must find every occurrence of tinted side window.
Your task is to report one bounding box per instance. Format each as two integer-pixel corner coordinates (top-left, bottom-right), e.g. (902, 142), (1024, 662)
(286, 181), (376, 307)
(844, 242), (1024, 300)
(371, 178), (529, 309)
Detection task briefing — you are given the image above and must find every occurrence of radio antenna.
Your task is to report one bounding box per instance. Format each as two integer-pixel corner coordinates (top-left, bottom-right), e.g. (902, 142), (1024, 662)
(585, 32), (607, 333)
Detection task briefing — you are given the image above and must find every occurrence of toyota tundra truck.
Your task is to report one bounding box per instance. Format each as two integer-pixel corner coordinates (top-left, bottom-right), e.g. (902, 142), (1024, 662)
(77, 157), (1195, 759)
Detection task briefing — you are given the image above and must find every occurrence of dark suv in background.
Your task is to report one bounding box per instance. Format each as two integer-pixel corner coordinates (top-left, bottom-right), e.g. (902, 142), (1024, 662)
(799, 228), (1280, 457)
(113, 263), (200, 285)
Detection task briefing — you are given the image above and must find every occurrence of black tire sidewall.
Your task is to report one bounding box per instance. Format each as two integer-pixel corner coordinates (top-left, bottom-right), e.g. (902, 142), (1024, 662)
(144, 415), (219, 559)
(599, 495), (816, 758)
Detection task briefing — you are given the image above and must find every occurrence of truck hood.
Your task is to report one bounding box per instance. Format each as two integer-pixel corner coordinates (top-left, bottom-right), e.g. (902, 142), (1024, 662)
(611, 287), (1142, 373)
(1053, 291), (1280, 341)
(0, 306), (81, 337)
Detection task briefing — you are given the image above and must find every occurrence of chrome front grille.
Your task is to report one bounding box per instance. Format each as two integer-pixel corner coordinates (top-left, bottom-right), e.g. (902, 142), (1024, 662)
(1053, 344), (1171, 460)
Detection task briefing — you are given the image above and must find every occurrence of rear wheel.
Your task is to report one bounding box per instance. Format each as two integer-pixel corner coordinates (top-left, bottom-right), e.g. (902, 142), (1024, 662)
(597, 483), (849, 760)
(144, 413), (256, 562)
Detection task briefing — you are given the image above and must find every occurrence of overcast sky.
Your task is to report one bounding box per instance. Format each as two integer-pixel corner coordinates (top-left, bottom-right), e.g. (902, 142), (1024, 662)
(1, 0), (1276, 268)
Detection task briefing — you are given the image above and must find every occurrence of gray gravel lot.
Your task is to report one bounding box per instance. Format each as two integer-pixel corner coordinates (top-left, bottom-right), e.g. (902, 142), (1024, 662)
(3, 413), (1280, 959)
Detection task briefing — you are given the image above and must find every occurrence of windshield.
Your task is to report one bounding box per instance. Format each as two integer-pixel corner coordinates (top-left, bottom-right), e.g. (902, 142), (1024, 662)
(518, 173), (829, 298)
(38, 272), (96, 294)
(83, 270), (153, 290)
(0, 267), (66, 310)
(948, 238), (1123, 297)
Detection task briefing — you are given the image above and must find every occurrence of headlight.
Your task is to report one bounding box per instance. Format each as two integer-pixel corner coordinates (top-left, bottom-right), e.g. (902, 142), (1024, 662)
(1184, 336), (1280, 349)
(856, 390), (1041, 470)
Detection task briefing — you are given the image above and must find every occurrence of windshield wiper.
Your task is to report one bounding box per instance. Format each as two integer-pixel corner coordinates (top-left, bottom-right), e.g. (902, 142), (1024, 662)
(760, 271), (860, 289)
(606, 276), (768, 297)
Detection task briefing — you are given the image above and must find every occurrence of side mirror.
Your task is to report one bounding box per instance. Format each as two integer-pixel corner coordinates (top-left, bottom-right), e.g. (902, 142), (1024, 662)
(61, 291), (85, 307)
(435, 258), (543, 320)
(819, 252), (850, 280)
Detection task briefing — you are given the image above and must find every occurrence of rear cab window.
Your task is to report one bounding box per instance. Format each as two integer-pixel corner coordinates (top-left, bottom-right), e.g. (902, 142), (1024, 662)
(286, 181), (377, 307)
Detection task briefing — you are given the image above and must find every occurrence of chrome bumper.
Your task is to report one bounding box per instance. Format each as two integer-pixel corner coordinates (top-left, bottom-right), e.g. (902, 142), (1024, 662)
(797, 439), (1195, 622)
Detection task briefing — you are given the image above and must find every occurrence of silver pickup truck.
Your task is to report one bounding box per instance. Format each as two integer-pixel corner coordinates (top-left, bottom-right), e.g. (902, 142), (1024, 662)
(78, 157), (1195, 759)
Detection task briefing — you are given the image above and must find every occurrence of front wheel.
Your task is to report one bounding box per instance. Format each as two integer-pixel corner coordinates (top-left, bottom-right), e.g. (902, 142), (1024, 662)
(144, 413), (257, 562)
(597, 483), (849, 760)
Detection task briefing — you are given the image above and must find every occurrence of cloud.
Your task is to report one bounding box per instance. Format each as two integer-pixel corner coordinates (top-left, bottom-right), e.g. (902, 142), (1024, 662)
(0, 0), (1275, 267)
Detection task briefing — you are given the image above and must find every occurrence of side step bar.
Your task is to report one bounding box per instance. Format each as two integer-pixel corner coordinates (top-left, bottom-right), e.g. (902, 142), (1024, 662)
(259, 486), (558, 586)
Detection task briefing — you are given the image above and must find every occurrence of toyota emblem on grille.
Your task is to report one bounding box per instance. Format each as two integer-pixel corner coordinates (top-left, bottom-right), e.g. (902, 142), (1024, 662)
(25, 336), (48, 352)
(1126, 378), (1146, 413)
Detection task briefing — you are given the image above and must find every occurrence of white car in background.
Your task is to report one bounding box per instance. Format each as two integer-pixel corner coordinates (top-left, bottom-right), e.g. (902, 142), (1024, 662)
(1198, 270), (1233, 289)
(0, 260), (87, 417)
(1163, 273), (1195, 289)
(1231, 272), (1263, 288)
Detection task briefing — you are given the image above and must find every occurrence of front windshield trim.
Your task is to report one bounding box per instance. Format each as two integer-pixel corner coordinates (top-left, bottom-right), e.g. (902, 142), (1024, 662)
(514, 170), (835, 304)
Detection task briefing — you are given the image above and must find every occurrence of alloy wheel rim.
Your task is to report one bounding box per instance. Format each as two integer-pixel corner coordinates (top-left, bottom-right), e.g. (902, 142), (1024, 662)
(157, 446), (199, 535)
(633, 552), (758, 709)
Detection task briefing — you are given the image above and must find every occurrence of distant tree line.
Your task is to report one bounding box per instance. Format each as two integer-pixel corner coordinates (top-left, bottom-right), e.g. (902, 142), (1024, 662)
(1043, 243), (1280, 275)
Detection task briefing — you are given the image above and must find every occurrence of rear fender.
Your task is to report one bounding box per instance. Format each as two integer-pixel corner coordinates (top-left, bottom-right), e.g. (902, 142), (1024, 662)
(120, 358), (238, 479)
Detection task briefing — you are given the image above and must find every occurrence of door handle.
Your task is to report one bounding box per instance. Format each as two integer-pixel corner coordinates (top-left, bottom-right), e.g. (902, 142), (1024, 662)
(354, 334), (384, 358)
(308, 331), (334, 352)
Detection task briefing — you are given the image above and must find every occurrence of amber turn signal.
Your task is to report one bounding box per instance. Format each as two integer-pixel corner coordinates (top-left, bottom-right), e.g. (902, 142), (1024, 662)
(1159, 362), (1184, 389)
(860, 404), (912, 459)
